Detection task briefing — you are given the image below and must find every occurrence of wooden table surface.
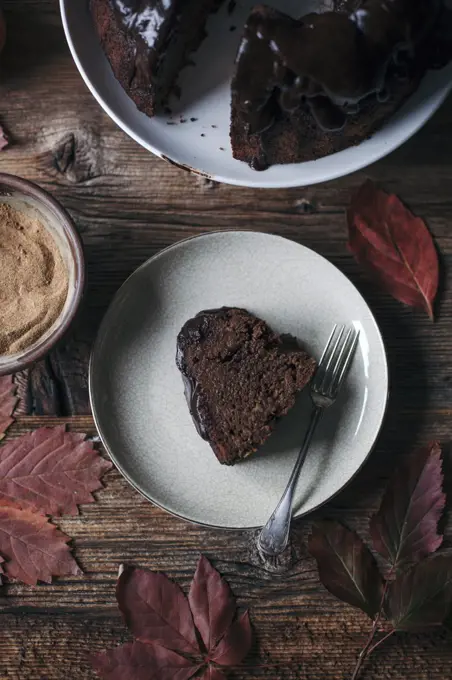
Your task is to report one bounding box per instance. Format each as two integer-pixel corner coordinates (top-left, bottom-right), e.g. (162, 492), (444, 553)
(2, 2), (452, 678)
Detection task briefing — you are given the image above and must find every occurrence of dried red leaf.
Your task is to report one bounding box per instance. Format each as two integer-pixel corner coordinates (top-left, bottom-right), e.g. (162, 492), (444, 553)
(209, 610), (252, 666)
(0, 425), (112, 516)
(94, 557), (253, 679)
(347, 180), (439, 319)
(370, 443), (445, 573)
(0, 503), (81, 584)
(200, 666), (228, 680)
(91, 641), (201, 680)
(0, 375), (18, 441)
(308, 520), (384, 618)
(188, 555), (236, 653)
(385, 556), (452, 630)
(116, 566), (200, 655)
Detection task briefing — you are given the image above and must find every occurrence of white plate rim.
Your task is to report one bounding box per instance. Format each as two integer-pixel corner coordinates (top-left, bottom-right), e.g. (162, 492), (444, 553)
(89, 230), (389, 529)
(59, 0), (452, 189)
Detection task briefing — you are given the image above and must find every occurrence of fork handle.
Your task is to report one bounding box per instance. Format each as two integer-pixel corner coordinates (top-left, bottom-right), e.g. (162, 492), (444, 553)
(258, 406), (322, 557)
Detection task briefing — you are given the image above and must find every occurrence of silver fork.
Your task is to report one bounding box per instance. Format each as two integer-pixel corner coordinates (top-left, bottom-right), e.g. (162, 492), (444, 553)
(257, 324), (360, 558)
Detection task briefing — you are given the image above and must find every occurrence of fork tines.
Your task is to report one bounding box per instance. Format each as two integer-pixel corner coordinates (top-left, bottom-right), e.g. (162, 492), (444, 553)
(313, 324), (360, 398)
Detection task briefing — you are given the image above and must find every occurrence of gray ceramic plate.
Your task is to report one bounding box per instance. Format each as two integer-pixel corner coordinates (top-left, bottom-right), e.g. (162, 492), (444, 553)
(90, 232), (388, 529)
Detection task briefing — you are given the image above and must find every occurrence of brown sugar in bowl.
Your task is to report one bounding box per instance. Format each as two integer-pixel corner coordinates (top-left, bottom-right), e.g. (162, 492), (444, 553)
(0, 173), (85, 375)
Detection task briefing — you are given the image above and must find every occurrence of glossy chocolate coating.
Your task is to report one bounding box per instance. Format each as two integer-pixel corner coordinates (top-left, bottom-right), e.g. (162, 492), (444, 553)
(175, 309), (227, 440)
(177, 308), (248, 440)
(232, 0), (444, 138)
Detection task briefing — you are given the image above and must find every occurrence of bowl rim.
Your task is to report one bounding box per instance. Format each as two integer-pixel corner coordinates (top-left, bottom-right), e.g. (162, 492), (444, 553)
(0, 172), (85, 375)
(60, 0), (452, 189)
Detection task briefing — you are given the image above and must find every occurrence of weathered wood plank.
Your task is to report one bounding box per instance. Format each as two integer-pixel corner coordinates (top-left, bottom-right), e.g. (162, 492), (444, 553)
(1, 610), (452, 679)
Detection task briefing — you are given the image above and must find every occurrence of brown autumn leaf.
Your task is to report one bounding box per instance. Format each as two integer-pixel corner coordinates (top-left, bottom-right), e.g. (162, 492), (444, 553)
(93, 557), (252, 680)
(91, 641), (202, 680)
(0, 375), (18, 440)
(0, 425), (112, 515)
(308, 520), (384, 618)
(188, 554), (236, 652)
(370, 443), (445, 573)
(385, 556), (452, 631)
(200, 667), (228, 680)
(308, 440), (452, 678)
(0, 503), (81, 584)
(209, 611), (252, 666)
(116, 566), (201, 654)
(347, 180), (439, 319)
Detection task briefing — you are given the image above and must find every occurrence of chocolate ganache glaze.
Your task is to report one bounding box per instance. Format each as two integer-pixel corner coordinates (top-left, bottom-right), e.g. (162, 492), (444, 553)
(231, 0), (450, 168)
(176, 309), (218, 440)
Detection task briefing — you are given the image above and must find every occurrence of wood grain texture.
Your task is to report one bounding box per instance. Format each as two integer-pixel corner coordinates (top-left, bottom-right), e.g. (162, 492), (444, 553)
(1, 1), (452, 678)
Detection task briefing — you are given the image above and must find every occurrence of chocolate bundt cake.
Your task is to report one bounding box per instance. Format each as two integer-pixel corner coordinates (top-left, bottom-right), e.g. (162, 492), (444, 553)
(176, 307), (316, 465)
(230, 0), (452, 169)
(90, 0), (224, 117)
(90, 0), (452, 169)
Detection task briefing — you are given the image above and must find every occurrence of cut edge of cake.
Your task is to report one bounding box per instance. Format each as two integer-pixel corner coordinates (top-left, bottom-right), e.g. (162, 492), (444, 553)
(176, 307), (316, 465)
(90, 0), (224, 117)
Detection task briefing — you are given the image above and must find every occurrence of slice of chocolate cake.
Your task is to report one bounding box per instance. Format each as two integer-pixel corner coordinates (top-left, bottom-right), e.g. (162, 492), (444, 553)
(176, 308), (316, 465)
(90, 0), (224, 117)
(231, 1), (451, 170)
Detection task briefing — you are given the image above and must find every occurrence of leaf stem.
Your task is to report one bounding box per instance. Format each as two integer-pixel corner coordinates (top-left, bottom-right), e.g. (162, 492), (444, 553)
(367, 630), (395, 656)
(350, 580), (390, 680)
(350, 620), (379, 680)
